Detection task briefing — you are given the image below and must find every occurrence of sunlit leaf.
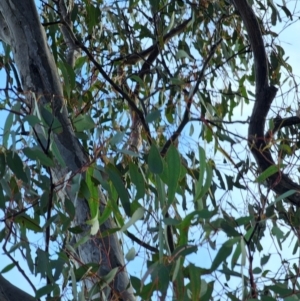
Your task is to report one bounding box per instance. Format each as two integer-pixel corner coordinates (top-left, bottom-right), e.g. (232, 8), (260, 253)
(125, 247), (136, 261)
(121, 207), (145, 232)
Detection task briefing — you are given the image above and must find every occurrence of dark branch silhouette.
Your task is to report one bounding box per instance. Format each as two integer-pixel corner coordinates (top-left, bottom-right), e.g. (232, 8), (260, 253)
(232, 0), (300, 205)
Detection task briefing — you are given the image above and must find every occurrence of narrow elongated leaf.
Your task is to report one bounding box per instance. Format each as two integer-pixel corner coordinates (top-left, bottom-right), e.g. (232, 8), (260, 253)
(121, 207), (144, 232)
(231, 242), (241, 269)
(176, 49), (194, 60)
(23, 147), (54, 167)
(198, 146), (206, 188)
(6, 151), (28, 183)
(86, 165), (99, 220)
(106, 164), (131, 216)
(0, 152), (6, 178)
(189, 264), (201, 299)
(3, 112), (14, 148)
(74, 115), (95, 132)
(98, 200), (112, 226)
(15, 214), (42, 232)
(148, 144), (163, 174)
(36, 285), (54, 299)
(1, 263), (15, 273)
(166, 145), (180, 205)
(255, 165), (283, 183)
(155, 174), (166, 209)
(196, 162), (213, 200)
(129, 162), (145, 200)
(211, 243), (233, 271)
(274, 189), (296, 202)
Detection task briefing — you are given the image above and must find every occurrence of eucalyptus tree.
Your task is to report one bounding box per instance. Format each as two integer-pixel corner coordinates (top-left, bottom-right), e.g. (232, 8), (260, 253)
(0, 0), (299, 300)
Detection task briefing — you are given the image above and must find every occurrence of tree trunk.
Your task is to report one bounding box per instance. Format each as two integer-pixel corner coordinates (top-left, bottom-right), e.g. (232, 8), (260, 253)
(0, 1), (134, 300)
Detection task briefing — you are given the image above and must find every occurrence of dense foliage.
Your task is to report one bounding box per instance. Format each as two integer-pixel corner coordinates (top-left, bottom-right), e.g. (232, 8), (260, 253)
(0, 0), (300, 300)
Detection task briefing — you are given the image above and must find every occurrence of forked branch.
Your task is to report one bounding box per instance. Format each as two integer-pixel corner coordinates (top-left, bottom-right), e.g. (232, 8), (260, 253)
(232, 0), (300, 205)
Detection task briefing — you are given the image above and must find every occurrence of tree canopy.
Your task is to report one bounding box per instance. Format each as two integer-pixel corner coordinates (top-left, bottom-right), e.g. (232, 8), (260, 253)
(0, 0), (300, 300)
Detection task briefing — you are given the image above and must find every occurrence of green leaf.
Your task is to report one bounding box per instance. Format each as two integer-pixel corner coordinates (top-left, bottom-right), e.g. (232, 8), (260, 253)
(231, 242), (241, 269)
(272, 225), (284, 240)
(148, 144), (163, 174)
(176, 49), (194, 60)
(6, 151), (28, 183)
(283, 296), (299, 301)
(110, 131), (125, 145)
(3, 112), (14, 148)
(170, 77), (186, 85)
(255, 165), (283, 183)
(0, 152), (6, 179)
(106, 164), (131, 216)
(36, 285), (54, 298)
(189, 264), (201, 299)
(86, 165), (100, 223)
(129, 162), (145, 200)
(145, 110), (161, 123)
(211, 242), (233, 271)
(1, 263), (15, 273)
(98, 200), (112, 226)
(86, 212), (99, 235)
(277, 4), (293, 20)
(23, 147), (54, 167)
(166, 145), (181, 205)
(121, 207), (145, 232)
(73, 114), (95, 132)
(50, 139), (66, 167)
(40, 106), (62, 134)
(23, 115), (41, 127)
(261, 254), (271, 266)
(198, 146), (206, 188)
(155, 174), (166, 209)
(58, 60), (75, 99)
(131, 74), (146, 87)
(100, 267), (119, 289)
(15, 214), (42, 232)
(197, 162), (213, 200)
(150, 263), (169, 293)
(74, 263), (99, 281)
(125, 247), (136, 261)
(274, 189), (296, 202)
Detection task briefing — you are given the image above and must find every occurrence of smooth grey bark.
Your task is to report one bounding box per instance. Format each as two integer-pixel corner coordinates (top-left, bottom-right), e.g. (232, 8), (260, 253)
(0, 1), (135, 300)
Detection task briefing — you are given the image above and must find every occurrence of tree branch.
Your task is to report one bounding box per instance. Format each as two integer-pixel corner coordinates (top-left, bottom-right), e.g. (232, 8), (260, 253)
(161, 39), (222, 156)
(233, 0), (300, 205)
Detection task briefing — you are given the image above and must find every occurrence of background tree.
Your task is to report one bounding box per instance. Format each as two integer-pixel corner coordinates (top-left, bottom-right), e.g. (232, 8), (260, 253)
(0, 0), (300, 300)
